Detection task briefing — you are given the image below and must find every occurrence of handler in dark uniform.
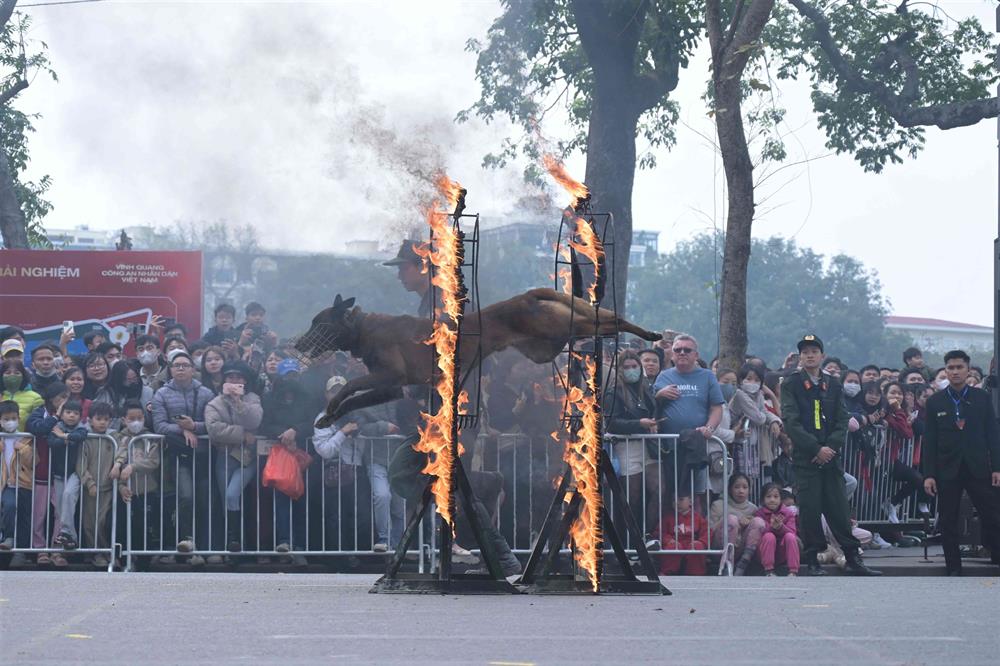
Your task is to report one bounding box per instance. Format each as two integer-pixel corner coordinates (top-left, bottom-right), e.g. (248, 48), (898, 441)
(923, 349), (1000, 575)
(781, 335), (881, 576)
(383, 240), (433, 318)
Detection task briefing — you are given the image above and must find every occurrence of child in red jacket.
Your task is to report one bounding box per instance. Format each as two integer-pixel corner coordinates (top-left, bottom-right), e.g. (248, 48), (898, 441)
(755, 483), (800, 576)
(659, 492), (707, 575)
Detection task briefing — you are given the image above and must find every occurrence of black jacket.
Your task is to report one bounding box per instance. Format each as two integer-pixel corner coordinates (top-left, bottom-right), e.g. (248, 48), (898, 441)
(780, 370), (849, 468)
(923, 386), (1000, 481)
(260, 378), (317, 448)
(607, 380), (656, 435)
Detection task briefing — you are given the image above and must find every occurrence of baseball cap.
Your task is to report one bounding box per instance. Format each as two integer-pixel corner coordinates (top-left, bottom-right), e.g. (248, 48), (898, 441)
(325, 375), (347, 392)
(382, 240), (423, 266)
(1, 339), (24, 358)
(277, 358), (301, 376)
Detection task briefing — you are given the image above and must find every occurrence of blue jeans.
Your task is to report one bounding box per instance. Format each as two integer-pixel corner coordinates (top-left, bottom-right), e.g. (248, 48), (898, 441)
(1, 487), (33, 548)
(274, 490), (305, 549)
(214, 452), (257, 512)
(368, 462), (404, 546)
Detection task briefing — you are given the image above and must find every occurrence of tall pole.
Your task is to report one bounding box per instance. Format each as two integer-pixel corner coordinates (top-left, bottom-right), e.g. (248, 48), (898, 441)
(994, 2), (999, 415)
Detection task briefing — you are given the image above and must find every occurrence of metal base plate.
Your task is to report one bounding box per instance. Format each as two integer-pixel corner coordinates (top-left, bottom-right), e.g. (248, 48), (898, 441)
(515, 574), (671, 596)
(369, 572), (520, 595)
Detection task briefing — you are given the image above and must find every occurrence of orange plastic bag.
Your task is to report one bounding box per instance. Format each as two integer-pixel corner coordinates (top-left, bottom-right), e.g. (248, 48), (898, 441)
(262, 444), (310, 500)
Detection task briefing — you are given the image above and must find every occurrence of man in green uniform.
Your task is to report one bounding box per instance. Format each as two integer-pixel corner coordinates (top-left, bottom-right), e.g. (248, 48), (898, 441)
(781, 335), (881, 576)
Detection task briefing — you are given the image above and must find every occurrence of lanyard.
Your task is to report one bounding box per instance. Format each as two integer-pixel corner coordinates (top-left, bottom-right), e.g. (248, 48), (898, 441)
(946, 385), (968, 427)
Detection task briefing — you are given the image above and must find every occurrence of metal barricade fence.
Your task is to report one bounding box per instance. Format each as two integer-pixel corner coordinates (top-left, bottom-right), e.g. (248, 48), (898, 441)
(476, 432), (733, 573)
(0, 431), (118, 573)
(842, 426), (931, 525)
(121, 434), (428, 570)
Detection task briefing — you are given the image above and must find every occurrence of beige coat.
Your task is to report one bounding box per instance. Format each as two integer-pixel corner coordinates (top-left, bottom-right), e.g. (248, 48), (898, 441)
(76, 431), (117, 494)
(205, 392), (263, 468)
(114, 429), (161, 497)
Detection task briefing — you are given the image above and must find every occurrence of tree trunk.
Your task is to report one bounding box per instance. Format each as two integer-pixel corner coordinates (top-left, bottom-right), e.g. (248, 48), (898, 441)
(0, 147), (27, 248)
(583, 88), (640, 315)
(707, 0), (775, 369)
(572, 0), (648, 316)
(714, 78), (754, 371)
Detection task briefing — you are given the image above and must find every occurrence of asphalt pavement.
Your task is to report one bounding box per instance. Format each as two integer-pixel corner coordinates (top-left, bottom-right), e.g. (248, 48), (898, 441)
(2, 571), (999, 665)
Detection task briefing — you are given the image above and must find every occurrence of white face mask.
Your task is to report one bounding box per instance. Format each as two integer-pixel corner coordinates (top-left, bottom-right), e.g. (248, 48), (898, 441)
(126, 420), (145, 435)
(740, 381), (760, 394)
(138, 350), (158, 366)
(935, 379), (949, 390)
(53, 355), (64, 369)
(35, 367), (59, 378)
(1, 419), (18, 433)
(843, 382), (861, 397)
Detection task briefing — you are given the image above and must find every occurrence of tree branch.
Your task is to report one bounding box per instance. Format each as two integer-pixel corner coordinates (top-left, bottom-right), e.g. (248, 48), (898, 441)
(789, 0), (1000, 129)
(0, 78), (28, 106)
(720, 0), (775, 76)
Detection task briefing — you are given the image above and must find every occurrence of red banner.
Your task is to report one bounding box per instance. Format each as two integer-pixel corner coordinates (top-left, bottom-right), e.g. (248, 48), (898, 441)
(0, 250), (202, 356)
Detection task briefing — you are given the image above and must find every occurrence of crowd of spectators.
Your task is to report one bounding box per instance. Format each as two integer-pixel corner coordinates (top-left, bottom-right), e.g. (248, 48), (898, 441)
(0, 302), (996, 575)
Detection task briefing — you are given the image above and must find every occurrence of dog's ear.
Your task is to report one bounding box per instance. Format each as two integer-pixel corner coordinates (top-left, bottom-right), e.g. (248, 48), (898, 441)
(333, 294), (343, 309)
(341, 297), (356, 310)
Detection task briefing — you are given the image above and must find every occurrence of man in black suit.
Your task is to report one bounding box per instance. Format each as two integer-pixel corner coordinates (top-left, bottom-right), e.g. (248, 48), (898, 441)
(923, 349), (1000, 575)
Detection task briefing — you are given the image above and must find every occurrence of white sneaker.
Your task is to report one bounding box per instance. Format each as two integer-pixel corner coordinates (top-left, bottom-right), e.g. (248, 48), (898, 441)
(645, 538), (661, 551)
(451, 543), (478, 564)
(917, 502), (930, 515)
(373, 542), (389, 553)
(872, 533), (893, 549)
(882, 499), (900, 524)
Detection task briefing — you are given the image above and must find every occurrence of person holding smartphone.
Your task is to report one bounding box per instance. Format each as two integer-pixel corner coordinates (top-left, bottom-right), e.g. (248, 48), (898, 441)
(205, 361), (263, 554)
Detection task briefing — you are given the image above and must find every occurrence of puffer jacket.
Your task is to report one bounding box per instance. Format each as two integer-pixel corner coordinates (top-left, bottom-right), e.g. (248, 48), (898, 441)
(113, 427), (160, 497)
(1, 388), (43, 432)
(205, 392), (264, 467)
(0, 434), (34, 490)
(151, 378), (214, 439)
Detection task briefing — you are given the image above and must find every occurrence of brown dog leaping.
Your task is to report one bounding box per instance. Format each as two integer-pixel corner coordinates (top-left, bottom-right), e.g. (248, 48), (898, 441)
(297, 288), (661, 427)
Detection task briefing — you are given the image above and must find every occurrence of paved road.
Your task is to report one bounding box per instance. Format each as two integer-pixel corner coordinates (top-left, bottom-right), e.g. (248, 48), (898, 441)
(2, 572), (998, 665)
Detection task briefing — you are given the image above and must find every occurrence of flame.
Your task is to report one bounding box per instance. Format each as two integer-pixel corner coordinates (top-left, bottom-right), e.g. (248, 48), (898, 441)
(555, 355), (603, 592)
(567, 214), (603, 305)
(412, 173), (466, 531)
(543, 153), (589, 205)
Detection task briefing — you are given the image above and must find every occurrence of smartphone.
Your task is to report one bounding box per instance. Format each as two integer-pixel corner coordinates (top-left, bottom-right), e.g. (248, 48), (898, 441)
(131, 323), (147, 336)
(62, 320), (74, 335)
(172, 415), (185, 421)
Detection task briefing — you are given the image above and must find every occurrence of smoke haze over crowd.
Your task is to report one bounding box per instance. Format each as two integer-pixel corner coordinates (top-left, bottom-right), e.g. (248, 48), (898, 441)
(17, 0), (998, 326)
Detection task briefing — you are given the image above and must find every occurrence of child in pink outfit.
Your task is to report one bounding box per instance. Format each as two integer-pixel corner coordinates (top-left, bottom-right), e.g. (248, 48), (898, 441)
(755, 483), (800, 576)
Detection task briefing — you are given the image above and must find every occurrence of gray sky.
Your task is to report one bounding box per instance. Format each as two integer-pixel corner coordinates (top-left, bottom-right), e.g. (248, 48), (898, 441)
(18, 0), (999, 326)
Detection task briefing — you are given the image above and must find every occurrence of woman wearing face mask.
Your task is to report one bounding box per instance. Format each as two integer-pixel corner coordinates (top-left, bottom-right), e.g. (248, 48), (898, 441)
(62, 366), (92, 422)
(205, 361), (263, 555)
(1, 359), (43, 431)
(842, 370), (866, 429)
(82, 352), (114, 407)
(931, 367), (949, 391)
(199, 347), (226, 396)
(730, 364), (782, 481)
(109, 359), (154, 429)
(879, 381), (928, 522)
(606, 350), (659, 543)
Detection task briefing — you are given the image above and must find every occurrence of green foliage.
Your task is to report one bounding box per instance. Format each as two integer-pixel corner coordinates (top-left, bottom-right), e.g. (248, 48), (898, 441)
(776, 0), (999, 172)
(0, 12), (57, 247)
(460, 0), (702, 177)
(627, 233), (910, 368)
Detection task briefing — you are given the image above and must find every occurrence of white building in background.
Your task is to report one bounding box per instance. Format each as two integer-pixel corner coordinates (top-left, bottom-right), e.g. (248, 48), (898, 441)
(46, 225), (117, 250)
(885, 316), (994, 355)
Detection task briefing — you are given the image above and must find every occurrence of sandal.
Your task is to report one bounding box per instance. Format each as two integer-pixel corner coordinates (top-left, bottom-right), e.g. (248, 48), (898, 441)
(36, 552), (52, 566)
(51, 552), (68, 567)
(61, 536), (78, 551)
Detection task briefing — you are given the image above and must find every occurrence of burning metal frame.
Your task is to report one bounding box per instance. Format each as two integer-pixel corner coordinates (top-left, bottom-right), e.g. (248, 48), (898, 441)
(371, 181), (518, 594)
(515, 164), (670, 596)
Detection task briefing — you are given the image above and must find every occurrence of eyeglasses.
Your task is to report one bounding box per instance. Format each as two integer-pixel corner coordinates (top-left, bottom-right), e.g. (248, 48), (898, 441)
(171, 363), (193, 370)
(672, 347), (695, 355)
